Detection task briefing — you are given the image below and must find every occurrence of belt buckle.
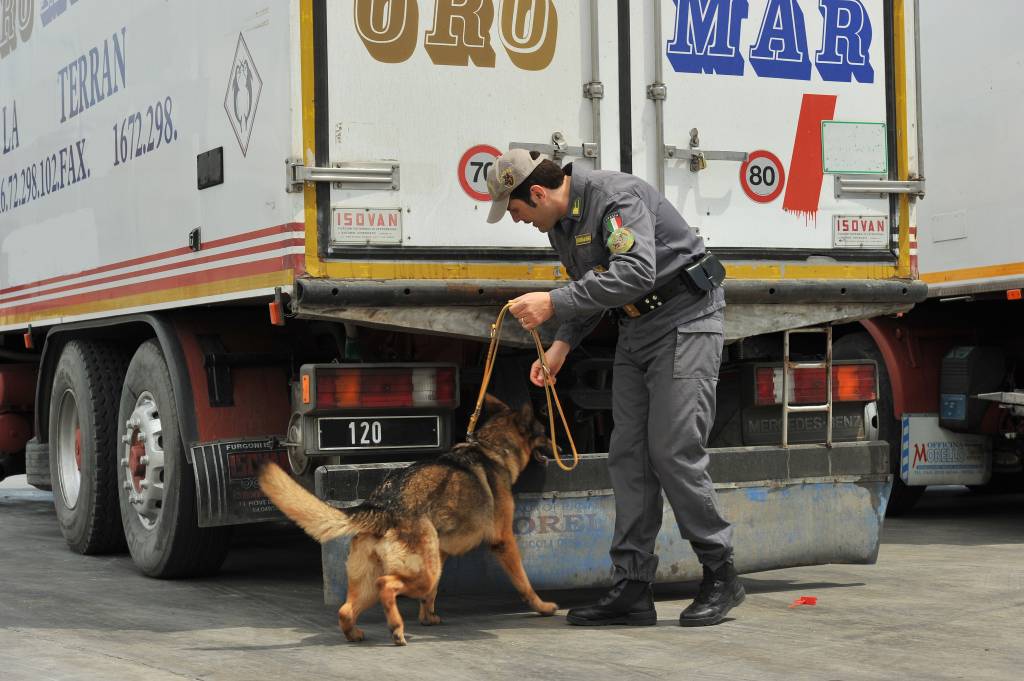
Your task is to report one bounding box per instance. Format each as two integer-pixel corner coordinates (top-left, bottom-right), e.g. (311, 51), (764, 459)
(622, 303), (641, 318)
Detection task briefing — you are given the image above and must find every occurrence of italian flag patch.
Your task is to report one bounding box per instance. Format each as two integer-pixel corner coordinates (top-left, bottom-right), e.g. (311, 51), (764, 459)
(604, 213), (623, 233)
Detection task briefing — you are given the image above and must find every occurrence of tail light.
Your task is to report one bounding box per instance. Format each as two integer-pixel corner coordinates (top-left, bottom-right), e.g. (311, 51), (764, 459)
(313, 366), (457, 409)
(754, 363), (877, 406)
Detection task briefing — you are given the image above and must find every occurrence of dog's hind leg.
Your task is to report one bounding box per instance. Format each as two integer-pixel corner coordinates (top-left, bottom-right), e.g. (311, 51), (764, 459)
(338, 537), (378, 642)
(376, 575), (410, 646)
(419, 551), (446, 626)
(490, 493), (558, 616)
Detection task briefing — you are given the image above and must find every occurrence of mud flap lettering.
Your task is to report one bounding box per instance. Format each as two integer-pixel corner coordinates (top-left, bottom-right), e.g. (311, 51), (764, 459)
(189, 437), (289, 527)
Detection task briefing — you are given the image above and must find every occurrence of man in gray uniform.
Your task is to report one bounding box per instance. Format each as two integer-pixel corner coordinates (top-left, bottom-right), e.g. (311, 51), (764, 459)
(486, 149), (743, 627)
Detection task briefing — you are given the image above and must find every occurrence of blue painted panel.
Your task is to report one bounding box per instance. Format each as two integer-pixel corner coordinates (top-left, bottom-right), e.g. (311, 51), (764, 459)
(322, 478), (891, 603)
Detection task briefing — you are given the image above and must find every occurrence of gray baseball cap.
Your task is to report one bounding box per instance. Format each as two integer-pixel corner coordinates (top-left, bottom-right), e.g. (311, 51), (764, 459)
(485, 149), (543, 223)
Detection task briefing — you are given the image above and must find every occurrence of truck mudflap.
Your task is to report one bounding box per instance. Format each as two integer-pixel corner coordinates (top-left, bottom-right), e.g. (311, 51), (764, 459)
(315, 441), (890, 603)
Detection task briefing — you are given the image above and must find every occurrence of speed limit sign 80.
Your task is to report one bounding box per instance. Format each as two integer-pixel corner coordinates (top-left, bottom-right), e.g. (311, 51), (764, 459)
(739, 150), (786, 203)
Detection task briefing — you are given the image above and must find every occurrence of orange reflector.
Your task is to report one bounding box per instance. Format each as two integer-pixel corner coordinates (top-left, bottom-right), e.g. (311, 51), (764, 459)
(1008, 289), (1022, 301)
(22, 331), (33, 350)
(301, 375), (311, 404)
(268, 300), (284, 326)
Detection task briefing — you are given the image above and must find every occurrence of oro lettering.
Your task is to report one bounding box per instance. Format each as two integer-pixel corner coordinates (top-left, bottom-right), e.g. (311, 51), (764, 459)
(356, 0), (557, 70)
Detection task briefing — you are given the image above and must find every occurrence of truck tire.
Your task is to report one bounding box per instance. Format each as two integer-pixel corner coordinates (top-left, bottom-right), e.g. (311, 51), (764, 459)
(48, 340), (130, 554)
(833, 332), (924, 516)
(116, 340), (230, 578)
(25, 438), (51, 490)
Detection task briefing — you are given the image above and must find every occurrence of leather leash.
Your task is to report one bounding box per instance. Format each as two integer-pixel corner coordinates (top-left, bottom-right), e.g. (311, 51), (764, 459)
(466, 302), (579, 472)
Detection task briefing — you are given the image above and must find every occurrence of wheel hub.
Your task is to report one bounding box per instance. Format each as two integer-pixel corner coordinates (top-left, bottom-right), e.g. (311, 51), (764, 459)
(121, 392), (165, 529)
(56, 389), (82, 508)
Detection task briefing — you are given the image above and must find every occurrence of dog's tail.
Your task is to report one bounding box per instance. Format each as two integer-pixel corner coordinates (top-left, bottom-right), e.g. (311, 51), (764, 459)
(258, 463), (366, 543)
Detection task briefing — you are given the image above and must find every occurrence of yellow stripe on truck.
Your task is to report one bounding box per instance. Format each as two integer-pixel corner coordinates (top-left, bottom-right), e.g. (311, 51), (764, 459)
(921, 261), (1024, 285)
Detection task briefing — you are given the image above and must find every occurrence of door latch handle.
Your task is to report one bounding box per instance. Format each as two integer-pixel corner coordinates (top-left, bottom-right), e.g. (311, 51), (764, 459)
(510, 131), (598, 161)
(664, 128), (749, 172)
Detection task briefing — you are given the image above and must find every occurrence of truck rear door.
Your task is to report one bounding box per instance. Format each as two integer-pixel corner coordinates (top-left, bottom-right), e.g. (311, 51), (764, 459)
(631, 0), (893, 255)
(318, 1), (607, 256)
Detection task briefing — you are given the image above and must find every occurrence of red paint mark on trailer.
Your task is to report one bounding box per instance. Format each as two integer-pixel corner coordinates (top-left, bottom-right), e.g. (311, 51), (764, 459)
(783, 94), (837, 224)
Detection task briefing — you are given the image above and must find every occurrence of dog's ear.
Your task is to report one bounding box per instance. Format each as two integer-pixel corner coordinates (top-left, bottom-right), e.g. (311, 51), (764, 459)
(519, 401), (534, 422)
(483, 393), (510, 415)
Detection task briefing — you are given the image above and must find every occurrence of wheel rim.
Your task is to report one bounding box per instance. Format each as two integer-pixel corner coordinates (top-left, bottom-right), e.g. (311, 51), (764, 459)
(121, 391), (166, 529)
(56, 388), (82, 508)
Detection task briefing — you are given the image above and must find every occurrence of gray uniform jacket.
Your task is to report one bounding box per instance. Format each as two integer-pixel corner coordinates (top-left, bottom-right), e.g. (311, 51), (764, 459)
(547, 164), (725, 350)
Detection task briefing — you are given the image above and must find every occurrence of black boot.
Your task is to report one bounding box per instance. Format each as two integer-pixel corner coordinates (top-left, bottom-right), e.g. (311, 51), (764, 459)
(566, 579), (657, 626)
(679, 562), (745, 627)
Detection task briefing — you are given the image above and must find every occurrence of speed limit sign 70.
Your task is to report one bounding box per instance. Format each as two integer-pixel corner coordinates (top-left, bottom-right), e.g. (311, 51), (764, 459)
(739, 150), (785, 203)
(458, 144), (501, 201)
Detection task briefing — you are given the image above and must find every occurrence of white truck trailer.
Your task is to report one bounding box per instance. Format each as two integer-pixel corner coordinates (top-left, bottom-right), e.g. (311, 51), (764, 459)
(829, 0), (1024, 514)
(0, 0), (926, 590)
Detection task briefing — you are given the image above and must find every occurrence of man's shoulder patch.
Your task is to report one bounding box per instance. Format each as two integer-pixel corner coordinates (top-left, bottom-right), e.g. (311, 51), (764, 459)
(607, 227), (635, 254)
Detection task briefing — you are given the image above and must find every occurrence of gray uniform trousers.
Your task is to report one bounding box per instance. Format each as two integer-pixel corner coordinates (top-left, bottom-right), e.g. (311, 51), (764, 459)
(608, 308), (734, 582)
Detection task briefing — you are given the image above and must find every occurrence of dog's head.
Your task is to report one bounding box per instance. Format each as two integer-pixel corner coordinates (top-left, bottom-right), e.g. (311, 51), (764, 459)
(479, 393), (554, 476)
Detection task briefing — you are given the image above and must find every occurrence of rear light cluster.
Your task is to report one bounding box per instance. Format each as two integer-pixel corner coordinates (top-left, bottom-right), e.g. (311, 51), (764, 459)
(755, 364), (877, 406)
(309, 367), (457, 409)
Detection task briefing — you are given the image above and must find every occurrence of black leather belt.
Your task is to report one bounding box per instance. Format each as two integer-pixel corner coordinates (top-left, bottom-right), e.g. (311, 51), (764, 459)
(619, 274), (692, 318)
(617, 253), (725, 319)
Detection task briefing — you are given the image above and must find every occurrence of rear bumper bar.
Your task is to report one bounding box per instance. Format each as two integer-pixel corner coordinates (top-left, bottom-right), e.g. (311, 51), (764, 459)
(316, 441), (892, 602)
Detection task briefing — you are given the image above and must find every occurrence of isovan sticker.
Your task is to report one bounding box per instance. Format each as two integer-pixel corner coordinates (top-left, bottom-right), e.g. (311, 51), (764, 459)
(833, 215), (889, 248)
(900, 415), (991, 486)
(331, 208), (403, 245)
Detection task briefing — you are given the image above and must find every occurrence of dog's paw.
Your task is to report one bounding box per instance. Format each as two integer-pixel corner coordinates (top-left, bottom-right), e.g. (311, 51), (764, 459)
(343, 627), (365, 642)
(419, 613), (442, 626)
(391, 632), (408, 646)
(534, 600), (558, 616)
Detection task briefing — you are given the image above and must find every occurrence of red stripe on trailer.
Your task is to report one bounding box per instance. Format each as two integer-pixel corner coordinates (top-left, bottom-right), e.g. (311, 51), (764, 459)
(0, 222), (305, 297)
(782, 94), (837, 223)
(0, 238), (305, 305)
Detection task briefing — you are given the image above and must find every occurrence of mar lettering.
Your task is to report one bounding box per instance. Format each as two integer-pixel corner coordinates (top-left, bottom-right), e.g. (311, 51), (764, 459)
(667, 0), (874, 83)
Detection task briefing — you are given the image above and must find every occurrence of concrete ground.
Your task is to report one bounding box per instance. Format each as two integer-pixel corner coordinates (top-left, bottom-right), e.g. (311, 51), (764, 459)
(1, 474), (1020, 681)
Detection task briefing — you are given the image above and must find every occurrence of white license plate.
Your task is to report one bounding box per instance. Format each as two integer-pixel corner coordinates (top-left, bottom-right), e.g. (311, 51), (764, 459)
(317, 415), (440, 451)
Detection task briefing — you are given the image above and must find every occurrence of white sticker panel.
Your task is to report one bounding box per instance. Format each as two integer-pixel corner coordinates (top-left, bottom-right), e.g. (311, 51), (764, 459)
(822, 121), (887, 174)
(900, 415), (991, 486)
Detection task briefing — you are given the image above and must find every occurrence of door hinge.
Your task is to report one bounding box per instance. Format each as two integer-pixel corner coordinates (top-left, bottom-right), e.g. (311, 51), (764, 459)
(647, 82), (667, 101)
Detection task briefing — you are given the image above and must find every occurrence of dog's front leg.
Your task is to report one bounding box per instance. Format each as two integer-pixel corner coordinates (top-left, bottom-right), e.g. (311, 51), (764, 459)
(490, 496), (557, 616)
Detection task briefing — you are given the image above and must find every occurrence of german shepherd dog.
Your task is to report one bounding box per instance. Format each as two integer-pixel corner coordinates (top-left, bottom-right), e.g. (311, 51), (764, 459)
(258, 395), (558, 645)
